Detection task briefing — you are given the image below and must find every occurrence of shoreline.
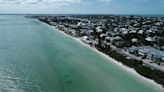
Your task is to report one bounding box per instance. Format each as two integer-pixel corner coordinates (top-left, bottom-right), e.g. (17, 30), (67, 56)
(41, 22), (164, 91)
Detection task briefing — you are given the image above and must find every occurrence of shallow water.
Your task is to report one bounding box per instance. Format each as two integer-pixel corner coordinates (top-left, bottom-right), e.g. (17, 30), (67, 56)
(0, 15), (163, 92)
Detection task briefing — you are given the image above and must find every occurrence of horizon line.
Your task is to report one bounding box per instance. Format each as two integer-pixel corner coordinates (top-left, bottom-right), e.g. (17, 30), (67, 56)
(0, 14), (164, 16)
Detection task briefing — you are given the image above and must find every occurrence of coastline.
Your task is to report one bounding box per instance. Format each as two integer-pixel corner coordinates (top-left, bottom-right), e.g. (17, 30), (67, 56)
(41, 21), (164, 91)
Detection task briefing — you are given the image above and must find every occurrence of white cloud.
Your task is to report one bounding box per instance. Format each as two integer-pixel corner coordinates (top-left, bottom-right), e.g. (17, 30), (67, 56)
(0, 0), (84, 14)
(133, 0), (146, 1)
(0, 0), (82, 5)
(99, 0), (112, 3)
(133, 0), (164, 2)
(99, 0), (112, 2)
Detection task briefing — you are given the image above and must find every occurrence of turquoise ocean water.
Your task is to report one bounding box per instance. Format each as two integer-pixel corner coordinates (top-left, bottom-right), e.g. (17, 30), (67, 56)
(0, 15), (163, 92)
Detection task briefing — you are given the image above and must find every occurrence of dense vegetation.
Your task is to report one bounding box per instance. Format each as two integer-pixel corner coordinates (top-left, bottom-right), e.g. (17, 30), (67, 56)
(36, 16), (164, 87)
(97, 47), (164, 87)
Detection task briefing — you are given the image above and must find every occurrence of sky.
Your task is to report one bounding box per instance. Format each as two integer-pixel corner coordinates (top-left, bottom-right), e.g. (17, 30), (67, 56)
(0, 0), (163, 14)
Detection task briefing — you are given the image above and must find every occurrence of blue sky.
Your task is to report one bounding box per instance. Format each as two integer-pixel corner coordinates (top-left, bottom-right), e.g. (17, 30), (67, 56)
(0, 0), (163, 14)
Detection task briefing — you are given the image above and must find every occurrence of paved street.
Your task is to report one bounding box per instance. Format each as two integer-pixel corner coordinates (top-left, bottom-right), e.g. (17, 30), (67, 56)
(110, 45), (164, 72)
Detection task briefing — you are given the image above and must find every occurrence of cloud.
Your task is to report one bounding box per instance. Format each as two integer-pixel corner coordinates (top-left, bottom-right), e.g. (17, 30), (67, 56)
(0, 0), (84, 14)
(133, 0), (164, 2)
(0, 0), (163, 14)
(0, 0), (82, 5)
(133, 0), (144, 1)
(99, 0), (112, 3)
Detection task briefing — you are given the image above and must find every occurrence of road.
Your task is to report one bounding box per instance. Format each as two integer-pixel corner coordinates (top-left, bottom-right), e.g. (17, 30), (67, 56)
(110, 45), (164, 72)
(0, 15), (163, 92)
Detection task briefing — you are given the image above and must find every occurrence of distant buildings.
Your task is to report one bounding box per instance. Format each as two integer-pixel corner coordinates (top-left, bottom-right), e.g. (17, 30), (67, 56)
(129, 46), (164, 64)
(30, 15), (164, 65)
(28, 15), (164, 86)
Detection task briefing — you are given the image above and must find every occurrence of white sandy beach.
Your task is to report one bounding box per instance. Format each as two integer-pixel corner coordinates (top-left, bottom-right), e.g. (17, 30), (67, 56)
(42, 22), (164, 91)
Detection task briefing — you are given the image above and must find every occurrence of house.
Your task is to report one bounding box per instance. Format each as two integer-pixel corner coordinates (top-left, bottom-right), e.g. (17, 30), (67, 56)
(138, 30), (144, 35)
(145, 37), (155, 45)
(129, 46), (138, 54)
(138, 49), (149, 58)
(122, 30), (128, 36)
(129, 46), (164, 64)
(110, 36), (122, 43)
(114, 41), (125, 48)
(96, 27), (103, 33)
(147, 53), (162, 63)
(87, 30), (94, 35)
(146, 30), (155, 36)
(100, 33), (106, 40)
(107, 31), (120, 37)
(131, 38), (138, 43)
(71, 30), (78, 37)
(145, 47), (164, 63)
(161, 57), (164, 64)
(105, 37), (110, 43)
(155, 37), (164, 46)
(81, 36), (90, 44)
(129, 30), (137, 34)
(49, 22), (56, 26)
